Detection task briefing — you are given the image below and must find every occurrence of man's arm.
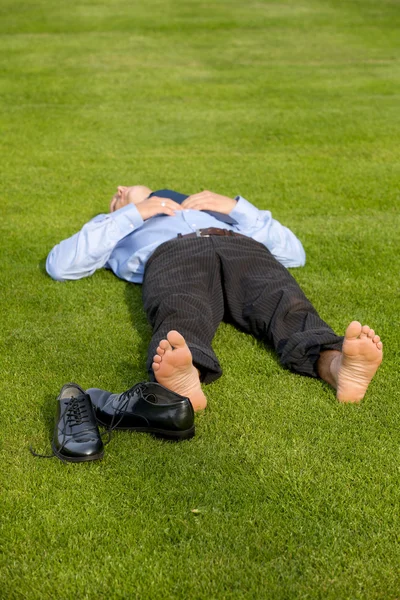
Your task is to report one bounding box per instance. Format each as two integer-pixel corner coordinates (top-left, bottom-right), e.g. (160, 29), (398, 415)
(46, 205), (144, 281)
(230, 195), (306, 268)
(46, 197), (183, 281)
(182, 191), (306, 268)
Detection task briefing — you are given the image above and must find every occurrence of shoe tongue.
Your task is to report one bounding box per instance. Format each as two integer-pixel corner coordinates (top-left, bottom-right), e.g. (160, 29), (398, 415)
(144, 393), (158, 404)
(115, 384), (157, 409)
(131, 383), (158, 403)
(63, 393), (89, 404)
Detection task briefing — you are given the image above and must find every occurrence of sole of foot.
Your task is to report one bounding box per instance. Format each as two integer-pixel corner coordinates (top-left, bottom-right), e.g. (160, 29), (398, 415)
(152, 330), (207, 412)
(334, 321), (383, 403)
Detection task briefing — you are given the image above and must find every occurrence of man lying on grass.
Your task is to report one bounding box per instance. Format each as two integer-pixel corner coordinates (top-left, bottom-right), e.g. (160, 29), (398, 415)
(47, 185), (383, 413)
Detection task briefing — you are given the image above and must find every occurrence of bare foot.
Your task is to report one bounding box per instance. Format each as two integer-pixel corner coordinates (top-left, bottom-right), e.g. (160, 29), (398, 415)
(152, 330), (207, 412)
(330, 321), (383, 403)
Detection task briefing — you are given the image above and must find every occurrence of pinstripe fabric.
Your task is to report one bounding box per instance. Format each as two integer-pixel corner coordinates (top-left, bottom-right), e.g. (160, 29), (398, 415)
(142, 236), (343, 384)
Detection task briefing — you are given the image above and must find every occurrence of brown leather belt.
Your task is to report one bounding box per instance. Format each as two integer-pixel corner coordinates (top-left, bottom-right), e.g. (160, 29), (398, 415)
(177, 228), (246, 240)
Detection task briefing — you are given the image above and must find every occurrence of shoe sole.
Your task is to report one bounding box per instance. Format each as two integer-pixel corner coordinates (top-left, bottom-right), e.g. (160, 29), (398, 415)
(97, 421), (195, 441)
(51, 443), (104, 463)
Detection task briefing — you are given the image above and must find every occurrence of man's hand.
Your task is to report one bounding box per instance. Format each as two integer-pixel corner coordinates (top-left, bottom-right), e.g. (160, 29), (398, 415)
(181, 191), (237, 214)
(109, 186), (153, 213)
(136, 196), (183, 221)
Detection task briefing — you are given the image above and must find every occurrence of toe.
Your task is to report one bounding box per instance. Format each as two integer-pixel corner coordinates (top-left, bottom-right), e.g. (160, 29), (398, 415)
(152, 361), (160, 372)
(345, 321), (362, 339)
(373, 335), (380, 344)
(159, 339), (172, 351)
(377, 341), (383, 350)
(167, 330), (187, 348)
(153, 354), (162, 363)
(360, 324), (370, 338)
(156, 345), (165, 356)
(367, 329), (375, 339)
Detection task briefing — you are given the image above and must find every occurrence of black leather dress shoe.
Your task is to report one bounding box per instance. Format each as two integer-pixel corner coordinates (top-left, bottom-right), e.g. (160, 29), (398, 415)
(52, 383), (104, 462)
(86, 382), (195, 441)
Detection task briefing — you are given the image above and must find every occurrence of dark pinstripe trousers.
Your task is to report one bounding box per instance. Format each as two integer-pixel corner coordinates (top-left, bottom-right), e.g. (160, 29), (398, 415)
(142, 236), (343, 384)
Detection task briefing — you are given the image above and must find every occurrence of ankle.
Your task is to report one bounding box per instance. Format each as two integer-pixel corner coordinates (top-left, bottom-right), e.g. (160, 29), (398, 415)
(317, 350), (341, 389)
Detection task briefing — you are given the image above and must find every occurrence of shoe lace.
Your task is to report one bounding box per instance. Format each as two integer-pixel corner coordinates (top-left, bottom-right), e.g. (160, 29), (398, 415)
(66, 396), (91, 427)
(29, 395), (94, 460)
(102, 383), (153, 443)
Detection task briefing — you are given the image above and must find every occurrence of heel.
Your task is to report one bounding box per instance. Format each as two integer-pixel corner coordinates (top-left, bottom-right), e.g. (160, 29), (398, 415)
(153, 425), (195, 441)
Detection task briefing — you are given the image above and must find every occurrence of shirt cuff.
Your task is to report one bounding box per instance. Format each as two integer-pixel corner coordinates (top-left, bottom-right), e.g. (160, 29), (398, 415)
(111, 204), (144, 235)
(230, 195), (261, 227)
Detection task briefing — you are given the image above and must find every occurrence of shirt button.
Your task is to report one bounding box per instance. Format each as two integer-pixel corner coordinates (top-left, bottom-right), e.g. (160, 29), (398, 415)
(130, 224), (134, 229)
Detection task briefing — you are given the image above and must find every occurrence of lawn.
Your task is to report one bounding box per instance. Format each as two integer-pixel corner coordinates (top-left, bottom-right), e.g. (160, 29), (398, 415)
(1, 0), (399, 598)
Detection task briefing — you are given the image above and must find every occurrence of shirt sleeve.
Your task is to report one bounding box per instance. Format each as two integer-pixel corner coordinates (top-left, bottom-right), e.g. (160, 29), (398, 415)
(46, 204), (144, 281)
(230, 196), (306, 268)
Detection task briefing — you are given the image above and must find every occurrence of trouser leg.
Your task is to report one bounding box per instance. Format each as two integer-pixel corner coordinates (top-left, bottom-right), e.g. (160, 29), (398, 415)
(214, 237), (343, 377)
(142, 238), (224, 384)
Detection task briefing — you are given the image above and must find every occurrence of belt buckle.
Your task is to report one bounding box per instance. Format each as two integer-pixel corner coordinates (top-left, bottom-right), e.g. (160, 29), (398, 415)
(196, 229), (209, 237)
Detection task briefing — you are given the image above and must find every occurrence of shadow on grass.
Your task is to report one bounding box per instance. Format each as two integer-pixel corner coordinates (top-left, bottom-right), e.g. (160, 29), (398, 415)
(122, 281), (152, 383)
(29, 393), (57, 457)
(38, 256), (47, 276)
(40, 393), (57, 436)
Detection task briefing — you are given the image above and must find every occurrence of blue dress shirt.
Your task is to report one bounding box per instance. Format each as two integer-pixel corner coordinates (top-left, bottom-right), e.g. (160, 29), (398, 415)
(46, 195), (306, 283)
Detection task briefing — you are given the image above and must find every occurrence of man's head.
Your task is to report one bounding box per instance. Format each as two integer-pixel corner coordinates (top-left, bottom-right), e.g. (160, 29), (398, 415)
(110, 185), (153, 212)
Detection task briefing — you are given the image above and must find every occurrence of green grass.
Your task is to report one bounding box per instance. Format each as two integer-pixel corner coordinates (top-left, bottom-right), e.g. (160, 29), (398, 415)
(1, 0), (400, 597)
